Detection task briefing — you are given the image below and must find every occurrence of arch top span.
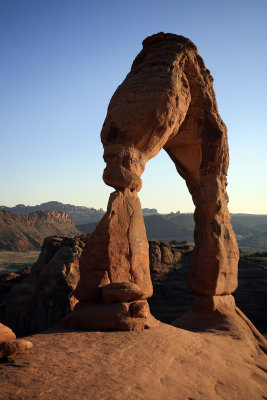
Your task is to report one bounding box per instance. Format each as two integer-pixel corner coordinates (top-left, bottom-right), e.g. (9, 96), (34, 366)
(59, 33), (239, 331)
(101, 31), (226, 192)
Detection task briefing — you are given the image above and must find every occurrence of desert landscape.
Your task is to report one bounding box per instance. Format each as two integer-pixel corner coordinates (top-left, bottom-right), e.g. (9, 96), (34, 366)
(1, 30), (267, 400)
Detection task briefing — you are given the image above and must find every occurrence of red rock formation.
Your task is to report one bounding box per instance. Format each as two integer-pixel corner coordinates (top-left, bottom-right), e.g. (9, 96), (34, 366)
(75, 190), (152, 302)
(0, 209), (81, 251)
(60, 191), (156, 330)
(0, 236), (85, 336)
(60, 32), (239, 330)
(0, 323), (32, 358)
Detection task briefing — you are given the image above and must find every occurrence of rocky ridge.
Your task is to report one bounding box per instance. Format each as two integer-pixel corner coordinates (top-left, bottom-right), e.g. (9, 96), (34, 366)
(0, 209), (81, 251)
(2, 203), (267, 253)
(0, 201), (105, 225)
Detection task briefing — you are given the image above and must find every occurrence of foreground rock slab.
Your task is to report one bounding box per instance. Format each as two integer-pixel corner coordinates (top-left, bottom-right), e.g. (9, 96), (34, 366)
(0, 318), (266, 400)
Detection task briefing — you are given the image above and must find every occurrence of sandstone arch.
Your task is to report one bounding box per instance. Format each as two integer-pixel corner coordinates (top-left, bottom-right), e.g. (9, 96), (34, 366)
(60, 32), (239, 330)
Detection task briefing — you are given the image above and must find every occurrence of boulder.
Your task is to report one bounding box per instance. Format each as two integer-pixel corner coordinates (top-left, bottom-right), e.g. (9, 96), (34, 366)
(0, 323), (32, 359)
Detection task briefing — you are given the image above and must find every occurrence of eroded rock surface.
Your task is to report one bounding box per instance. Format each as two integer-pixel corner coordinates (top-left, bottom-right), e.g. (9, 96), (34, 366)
(102, 32), (239, 298)
(1, 239), (266, 335)
(148, 241), (195, 324)
(60, 32), (240, 330)
(149, 242), (267, 333)
(0, 236), (85, 336)
(0, 321), (266, 400)
(0, 267), (31, 304)
(1, 32), (256, 333)
(59, 191), (157, 330)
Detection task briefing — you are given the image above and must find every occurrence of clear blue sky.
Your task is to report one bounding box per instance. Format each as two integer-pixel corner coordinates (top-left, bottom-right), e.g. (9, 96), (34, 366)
(0, 0), (266, 214)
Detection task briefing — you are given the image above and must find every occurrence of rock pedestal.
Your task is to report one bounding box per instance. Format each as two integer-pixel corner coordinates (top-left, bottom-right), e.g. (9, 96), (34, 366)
(61, 32), (240, 330)
(59, 190), (157, 330)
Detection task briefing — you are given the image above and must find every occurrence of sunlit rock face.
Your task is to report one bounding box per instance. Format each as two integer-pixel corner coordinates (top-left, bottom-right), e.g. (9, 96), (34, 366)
(60, 32), (239, 331)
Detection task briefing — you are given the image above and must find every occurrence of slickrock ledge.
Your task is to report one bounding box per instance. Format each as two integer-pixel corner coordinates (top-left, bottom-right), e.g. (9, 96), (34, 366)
(0, 320), (266, 400)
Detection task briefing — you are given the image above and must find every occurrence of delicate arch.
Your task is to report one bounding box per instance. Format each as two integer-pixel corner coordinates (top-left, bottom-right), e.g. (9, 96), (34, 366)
(60, 32), (239, 331)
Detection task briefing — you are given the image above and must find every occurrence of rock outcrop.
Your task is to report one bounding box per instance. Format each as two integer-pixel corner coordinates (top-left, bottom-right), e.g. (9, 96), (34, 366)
(148, 241), (195, 324)
(60, 32), (239, 331)
(149, 241), (267, 334)
(0, 209), (81, 251)
(0, 236), (85, 336)
(0, 267), (31, 305)
(1, 238), (266, 336)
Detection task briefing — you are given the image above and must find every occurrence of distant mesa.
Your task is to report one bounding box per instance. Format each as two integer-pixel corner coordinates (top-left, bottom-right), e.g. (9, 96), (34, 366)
(1, 203), (266, 254)
(0, 209), (80, 252)
(142, 208), (158, 216)
(0, 201), (105, 225)
(0, 202), (159, 222)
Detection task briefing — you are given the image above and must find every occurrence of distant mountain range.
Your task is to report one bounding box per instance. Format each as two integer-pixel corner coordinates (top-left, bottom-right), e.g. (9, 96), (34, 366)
(77, 213), (267, 254)
(0, 202), (105, 225)
(0, 202), (160, 225)
(0, 209), (80, 251)
(0, 202), (266, 253)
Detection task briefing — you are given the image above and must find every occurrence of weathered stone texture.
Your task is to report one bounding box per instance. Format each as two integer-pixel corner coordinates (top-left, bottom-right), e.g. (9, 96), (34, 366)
(100, 32), (239, 301)
(60, 191), (156, 330)
(1, 239), (266, 335)
(75, 190), (152, 301)
(59, 32), (239, 330)
(0, 236), (85, 336)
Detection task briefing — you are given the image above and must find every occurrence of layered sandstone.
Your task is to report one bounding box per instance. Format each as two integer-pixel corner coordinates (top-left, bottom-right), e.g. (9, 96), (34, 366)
(0, 209), (81, 251)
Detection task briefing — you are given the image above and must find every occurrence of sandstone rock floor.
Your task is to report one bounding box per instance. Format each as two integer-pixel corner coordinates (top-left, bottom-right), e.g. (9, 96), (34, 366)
(0, 322), (266, 400)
